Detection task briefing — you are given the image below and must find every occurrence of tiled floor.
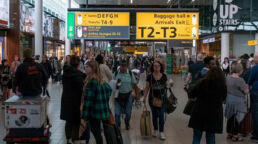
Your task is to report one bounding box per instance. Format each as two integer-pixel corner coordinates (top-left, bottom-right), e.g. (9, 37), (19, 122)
(0, 75), (255, 144)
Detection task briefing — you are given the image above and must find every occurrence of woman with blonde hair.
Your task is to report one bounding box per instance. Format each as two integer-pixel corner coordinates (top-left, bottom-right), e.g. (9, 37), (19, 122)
(81, 61), (112, 144)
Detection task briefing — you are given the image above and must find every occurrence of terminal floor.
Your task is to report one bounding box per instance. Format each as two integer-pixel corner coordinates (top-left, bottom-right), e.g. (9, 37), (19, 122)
(0, 74), (254, 144)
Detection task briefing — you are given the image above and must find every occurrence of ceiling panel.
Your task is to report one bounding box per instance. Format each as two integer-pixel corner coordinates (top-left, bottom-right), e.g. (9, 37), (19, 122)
(74, 0), (170, 5)
(74, 0), (213, 6)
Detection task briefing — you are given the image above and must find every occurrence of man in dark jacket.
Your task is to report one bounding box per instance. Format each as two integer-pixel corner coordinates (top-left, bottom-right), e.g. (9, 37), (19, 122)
(13, 49), (48, 96)
(60, 55), (87, 143)
(41, 55), (52, 79)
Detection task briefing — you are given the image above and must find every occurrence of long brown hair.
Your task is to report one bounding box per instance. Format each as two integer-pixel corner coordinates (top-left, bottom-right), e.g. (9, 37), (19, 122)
(85, 60), (104, 85)
(204, 67), (226, 84)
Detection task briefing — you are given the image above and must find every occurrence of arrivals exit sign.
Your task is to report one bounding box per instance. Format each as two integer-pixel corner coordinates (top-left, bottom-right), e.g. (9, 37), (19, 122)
(248, 40), (258, 46)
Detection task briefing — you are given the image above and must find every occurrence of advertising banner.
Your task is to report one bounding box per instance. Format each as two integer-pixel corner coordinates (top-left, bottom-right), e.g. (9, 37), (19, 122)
(20, 3), (35, 33)
(0, 0), (9, 27)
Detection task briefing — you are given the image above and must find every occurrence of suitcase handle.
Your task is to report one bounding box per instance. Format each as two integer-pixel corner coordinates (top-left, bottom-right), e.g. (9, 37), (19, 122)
(143, 104), (148, 111)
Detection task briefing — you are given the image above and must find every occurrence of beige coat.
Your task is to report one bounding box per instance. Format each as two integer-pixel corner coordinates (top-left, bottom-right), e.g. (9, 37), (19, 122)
(100, 64), (113, 83)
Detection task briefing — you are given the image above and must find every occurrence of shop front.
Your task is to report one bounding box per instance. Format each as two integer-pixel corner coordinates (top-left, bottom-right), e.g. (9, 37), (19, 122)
(44, 38), (65, 59)
(197, 32), (256, 58)
(168, 40), (193, 73)
(197, 34), (222, 56)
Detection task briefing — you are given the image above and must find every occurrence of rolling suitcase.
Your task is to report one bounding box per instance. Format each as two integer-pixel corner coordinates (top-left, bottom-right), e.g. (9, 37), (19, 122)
(240, 112), (253, 135)
(140, 105), (152, 137)
(240, 94), (253, 135)
(104, 110), (123, 144)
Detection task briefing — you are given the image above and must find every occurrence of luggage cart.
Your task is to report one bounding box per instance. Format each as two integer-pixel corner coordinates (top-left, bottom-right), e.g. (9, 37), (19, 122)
(3, 96), (50, 144)
(4, 125), (51, 144)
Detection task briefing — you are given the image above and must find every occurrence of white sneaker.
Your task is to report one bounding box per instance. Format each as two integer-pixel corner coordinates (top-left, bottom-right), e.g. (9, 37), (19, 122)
(153, 130), (158, 137)
(160, 132), (166, 140)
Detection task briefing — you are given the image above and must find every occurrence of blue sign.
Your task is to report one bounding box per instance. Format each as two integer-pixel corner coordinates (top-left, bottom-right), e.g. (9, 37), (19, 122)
(75, 26), (129, 40)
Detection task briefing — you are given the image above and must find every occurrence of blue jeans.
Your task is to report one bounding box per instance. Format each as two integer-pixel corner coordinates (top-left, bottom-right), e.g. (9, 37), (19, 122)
(150, 105), (165, 132)
(115, 94), (133, 127)
(251, 90), (258, 139)
(192, 129), (215, 144)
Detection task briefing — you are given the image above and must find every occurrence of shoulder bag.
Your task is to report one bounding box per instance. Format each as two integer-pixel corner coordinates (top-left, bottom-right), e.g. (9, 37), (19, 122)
(151, 74), (164, 108)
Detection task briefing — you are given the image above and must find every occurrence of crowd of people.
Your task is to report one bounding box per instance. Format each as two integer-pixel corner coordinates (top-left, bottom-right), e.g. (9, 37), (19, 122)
(0, 48), (258, 144)
(185, 52), (258, 144)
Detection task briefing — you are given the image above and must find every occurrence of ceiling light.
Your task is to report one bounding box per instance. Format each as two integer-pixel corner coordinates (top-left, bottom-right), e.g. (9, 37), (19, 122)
(130, 0), (133, 4)
(167, 0), (171, 4)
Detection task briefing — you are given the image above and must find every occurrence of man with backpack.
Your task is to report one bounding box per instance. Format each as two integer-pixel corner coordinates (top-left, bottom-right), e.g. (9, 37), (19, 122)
(185, 56), (216, 102)
(186, 53), (204, 85)
(113, 60), (140, 130)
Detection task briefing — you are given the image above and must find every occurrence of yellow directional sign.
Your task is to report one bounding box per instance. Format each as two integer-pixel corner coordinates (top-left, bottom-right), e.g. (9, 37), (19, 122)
(75, 12), (130, 26)
(136, 12), (199, 40)
(134, 51), (147, 55)
(248, 40), (258, 46)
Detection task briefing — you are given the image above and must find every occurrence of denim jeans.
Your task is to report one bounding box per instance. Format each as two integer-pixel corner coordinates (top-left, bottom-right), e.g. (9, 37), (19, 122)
(192, 129), (215, 144)
(251, 90), (258, 139)
(150, 105), (165, 132)
(115, 94), (133, 127)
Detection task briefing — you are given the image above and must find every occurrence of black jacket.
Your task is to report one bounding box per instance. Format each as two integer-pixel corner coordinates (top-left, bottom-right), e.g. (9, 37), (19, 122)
(41, 60), (52, 78)
(14, 58), (48, 96)
(60, 65), (85, 124)
(0, 65), (11, 86)
(188, 79), (227, 133)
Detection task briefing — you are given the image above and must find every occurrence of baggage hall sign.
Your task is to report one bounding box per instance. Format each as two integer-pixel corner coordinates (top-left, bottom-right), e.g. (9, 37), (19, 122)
(136, 12), (199, 40)
(67, 12), (130, 39)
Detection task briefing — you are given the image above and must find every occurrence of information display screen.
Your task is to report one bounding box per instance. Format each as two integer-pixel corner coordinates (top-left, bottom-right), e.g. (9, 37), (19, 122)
(68, 12), (130, 39)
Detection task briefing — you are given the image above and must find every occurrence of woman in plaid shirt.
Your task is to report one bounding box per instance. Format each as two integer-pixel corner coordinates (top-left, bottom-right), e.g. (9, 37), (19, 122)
(82, 61), (112, 144)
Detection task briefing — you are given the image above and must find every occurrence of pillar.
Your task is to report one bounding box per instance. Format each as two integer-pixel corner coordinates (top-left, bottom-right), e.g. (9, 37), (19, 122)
(221, 33), (230, 62)
(80, 39), (85, 55)
(35, 0), (43, 58)
(65, 0), (71, 56)
(192, 39), (197, 59)
(255, 33), (258, 52)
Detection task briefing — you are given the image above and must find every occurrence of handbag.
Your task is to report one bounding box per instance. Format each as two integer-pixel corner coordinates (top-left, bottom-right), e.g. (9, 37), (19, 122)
(152, 97), (163, 108)
(79, 119), (87, 138)
(109, 109), (115, 125)
(151, 74), (164, 108)
(183, 98), (197, 116)
(140, 104), (152, 137)
(166, 88), (177, 114)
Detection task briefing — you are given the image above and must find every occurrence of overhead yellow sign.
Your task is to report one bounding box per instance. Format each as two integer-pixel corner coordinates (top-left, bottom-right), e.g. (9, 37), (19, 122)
(136, 12), (199, 40)
(134, 51), (147, 55)
(248, 40), (258, 46)
(75, 12), (130, 26)
(124, 47), (149, 52)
